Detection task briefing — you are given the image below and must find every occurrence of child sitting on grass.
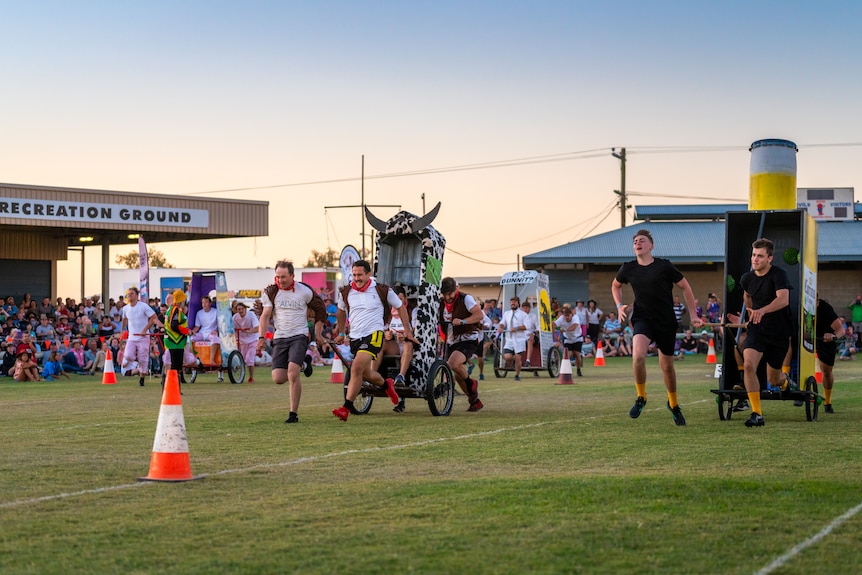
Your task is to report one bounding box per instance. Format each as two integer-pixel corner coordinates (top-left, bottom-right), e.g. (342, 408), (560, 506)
(41, 350), (72, 381)
(14, 350), (40, 382)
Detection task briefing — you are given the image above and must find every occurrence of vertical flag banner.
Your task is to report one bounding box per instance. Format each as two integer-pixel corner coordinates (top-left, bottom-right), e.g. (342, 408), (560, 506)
(139, 235), (149, 301)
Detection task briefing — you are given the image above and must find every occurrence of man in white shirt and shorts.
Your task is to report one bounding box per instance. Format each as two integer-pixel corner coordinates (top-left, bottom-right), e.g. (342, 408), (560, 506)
(121, 286), (160, 387)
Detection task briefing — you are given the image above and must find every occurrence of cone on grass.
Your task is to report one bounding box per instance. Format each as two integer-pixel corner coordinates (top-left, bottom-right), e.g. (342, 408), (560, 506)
(556, 352), (574, 385)
(329, 357), (345, 383)
(706, 338), (717, 364)
(137, 369), (203, 482)
(102, 348), (117, 385)
(594, 341), (605, 367)
(815, 353), (823, 384)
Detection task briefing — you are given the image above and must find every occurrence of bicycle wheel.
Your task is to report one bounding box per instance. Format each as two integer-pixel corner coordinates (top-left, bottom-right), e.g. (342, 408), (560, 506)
(227, 350), (245, 383)
(546, 347), (562, 378)
(425, 359), (454, 416)
(493, 349), (508, 378)
(343, 368), (373, 414)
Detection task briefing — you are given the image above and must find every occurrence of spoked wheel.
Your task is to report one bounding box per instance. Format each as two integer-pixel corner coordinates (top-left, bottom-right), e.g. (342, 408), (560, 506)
(493, 349), (508, 378)
(547, 347), (562, 378)
(227, 350), (245, 383)
(343, 369), (373, 414)
(717, 393), (733, 421)
(425, 359), (454, 416)
(804, 376), (819, 422)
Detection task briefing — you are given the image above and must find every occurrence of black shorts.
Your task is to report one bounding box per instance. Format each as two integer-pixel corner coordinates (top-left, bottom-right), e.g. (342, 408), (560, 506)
(272, 335), (309, 370)
(564, 341), (583, 354)
(818, 341), (837, 367)
(350, 331), (384, 360)
(448, 339), (480, 362)
(742, 329), (789, 370)
(631, 319), (676, 357)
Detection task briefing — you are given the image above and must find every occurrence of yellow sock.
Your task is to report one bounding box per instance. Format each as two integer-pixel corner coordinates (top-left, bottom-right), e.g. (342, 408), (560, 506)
(635, 383), (646, 399)
(747, 391), (762, 415)
(825, 388), (832, 404)
(667, 391), (678, 409)
(782, 365), (790, 375)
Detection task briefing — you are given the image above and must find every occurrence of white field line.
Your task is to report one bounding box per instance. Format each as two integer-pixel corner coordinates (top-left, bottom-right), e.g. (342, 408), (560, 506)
(754, 500), (862, 575)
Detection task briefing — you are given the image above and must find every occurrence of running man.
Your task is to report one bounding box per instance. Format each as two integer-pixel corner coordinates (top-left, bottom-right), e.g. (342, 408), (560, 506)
(612, 229), (702, 426)
(121, 286), (160, 387)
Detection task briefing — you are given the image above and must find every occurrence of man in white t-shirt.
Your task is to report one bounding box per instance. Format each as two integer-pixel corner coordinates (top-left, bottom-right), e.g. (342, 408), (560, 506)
(497, 296), (529, 381)
(332, 260), (417, 422)
(555, 303), (584, 377)
(257, 260), (327, 424)
(121, 287), (159, 386)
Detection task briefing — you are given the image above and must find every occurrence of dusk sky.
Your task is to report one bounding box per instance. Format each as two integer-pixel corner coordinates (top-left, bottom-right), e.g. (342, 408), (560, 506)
(2, 1), (861, 296)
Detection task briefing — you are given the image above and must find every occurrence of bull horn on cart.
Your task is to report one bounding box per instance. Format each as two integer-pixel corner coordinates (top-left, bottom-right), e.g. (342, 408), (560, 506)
(364, 201), (442, 234)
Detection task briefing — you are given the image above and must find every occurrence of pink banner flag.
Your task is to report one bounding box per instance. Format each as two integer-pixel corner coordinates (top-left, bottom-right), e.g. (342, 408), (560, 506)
(138, 236), (149, 301)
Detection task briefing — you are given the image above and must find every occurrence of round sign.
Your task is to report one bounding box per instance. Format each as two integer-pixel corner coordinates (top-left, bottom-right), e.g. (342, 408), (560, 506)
(339, 245), (361, 280)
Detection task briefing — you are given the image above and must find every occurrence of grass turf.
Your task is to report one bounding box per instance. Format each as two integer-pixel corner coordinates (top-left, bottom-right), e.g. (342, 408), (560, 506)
(1, 356), (861, 574)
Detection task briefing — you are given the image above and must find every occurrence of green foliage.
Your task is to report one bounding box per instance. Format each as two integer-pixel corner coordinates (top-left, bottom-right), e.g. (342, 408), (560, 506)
(305, 248), (339, 268)
(2, 359), (861, 574)
(115, 248), (174, 269)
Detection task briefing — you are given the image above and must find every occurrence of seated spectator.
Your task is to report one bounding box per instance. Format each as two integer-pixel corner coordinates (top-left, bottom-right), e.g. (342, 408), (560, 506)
(678, 329), (699, 356)
(839, 326), (856, 360)
(84, 339), (106, 375)
(697, 330), (712, 354)
(61, 340), (87, 374)
(581, 335), (595, 358)
(2, 342), (18, 376)
(14, 349), (40, 381)
(42, 350), (71, 380)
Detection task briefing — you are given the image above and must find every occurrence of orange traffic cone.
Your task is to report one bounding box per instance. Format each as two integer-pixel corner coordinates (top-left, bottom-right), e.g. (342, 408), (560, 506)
(556, 352), (574, 385)
(706, 338), (717, 364)
(594, 341), (606, 367)
(329, 357), (345, 383)
(137, 369), (203, 482)
(815, 353), (823, 384)
(102, 348), (117, 385)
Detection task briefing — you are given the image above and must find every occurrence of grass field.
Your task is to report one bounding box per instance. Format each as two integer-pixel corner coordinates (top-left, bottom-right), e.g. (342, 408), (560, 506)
(2, 355), (861, 574)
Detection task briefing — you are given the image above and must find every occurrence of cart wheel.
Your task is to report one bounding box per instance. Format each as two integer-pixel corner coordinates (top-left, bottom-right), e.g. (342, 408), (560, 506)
(343, 369), (373, 414)
(547, 347), (562, 378)
(185, 366), (198, 384)
(717, 393), (733, 421)
(425, 359), (454, 416)
(493, 349), (508, 378)
(227, 350), (245, 383)
(804, 376), (819, 422)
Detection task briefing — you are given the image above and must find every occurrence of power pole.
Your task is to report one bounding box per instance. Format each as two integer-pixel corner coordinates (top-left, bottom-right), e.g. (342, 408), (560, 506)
(612, 147), (627, 227)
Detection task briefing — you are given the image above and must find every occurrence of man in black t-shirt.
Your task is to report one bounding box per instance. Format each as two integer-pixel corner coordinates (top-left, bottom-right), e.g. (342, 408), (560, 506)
(738, 238), (794, 428)
(612, 229), (703, 426)
(815, 298), (845, 413)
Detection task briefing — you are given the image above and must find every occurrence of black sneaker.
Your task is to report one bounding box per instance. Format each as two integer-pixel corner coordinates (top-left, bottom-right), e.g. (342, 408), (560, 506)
(139, 376), (145, 387)
(667, 402), (686, 426)
(303, 355), (313, 378)
(629, 396), (646, 419)
(825, 404), (835, 414)
(744, 412), (765, 427)
(732, 399), (750, 412)
(285, 412), (299, 424)
(393, 398), (405, 413)
(576, 368), (583, 377)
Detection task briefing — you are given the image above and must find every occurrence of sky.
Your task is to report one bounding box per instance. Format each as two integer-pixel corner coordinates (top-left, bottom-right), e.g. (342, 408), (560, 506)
(2, 1), (861, 298)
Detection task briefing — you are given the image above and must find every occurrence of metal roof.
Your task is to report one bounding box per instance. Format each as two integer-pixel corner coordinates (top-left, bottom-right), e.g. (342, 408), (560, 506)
(634, 204), (746, 221)
(523, 219), (862, 265)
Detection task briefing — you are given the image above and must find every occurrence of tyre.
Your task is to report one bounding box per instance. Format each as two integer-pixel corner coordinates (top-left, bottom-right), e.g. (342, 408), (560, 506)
(546, 347), (562, 378)
(227, 350), (245, 383)
(804, 376), (819, 422)
(717, 393), (733, 421)
(343, 368), (373, 414)
(425, 359), (454, 416)
(493, 349), (508, 378)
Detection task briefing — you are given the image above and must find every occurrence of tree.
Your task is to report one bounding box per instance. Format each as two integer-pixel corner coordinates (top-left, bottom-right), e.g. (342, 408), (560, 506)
(305, 248), (339, 268)
(115, 248), (175, 269)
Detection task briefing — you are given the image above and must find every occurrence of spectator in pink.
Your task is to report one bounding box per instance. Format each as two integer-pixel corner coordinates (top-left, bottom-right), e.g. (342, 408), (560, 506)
(232, 302), (260, 383)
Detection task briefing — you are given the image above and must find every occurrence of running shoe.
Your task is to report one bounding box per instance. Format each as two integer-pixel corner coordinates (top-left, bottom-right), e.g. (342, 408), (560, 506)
(467, 398), (484, 412)
(514, 375), (521, 381)
(284, 412), (299, 424)
(524, 359), (531, 367)
(629, 396), (646, 419)
(576, 368), (583, 377)
(393, 398), (405, 413)
(825, 404), (835, 414)
(248, 377), (254, 383)
(667, 402), (686, 426)
(384, 378), (400, 405)
(332, 406), (350, 421)
(139, 376), (145, 387)
(744, 412), (765, 427)
(732, 399), (750, 412)
(479, 373), (484, 381)
(303, 355), (313, 377)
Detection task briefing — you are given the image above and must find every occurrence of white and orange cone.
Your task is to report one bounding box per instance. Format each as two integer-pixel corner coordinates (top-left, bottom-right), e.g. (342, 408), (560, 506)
(329, 357), (345, 383)
(556, 351), (574, 385)
(594, 341), (605, 367)
(102, 348), (117, 385)
(706, 338), (717, 364)
(137, 369), (203, 482)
